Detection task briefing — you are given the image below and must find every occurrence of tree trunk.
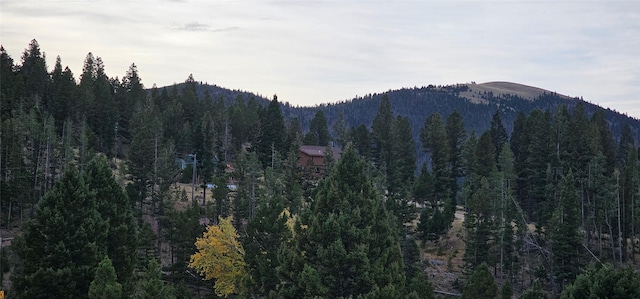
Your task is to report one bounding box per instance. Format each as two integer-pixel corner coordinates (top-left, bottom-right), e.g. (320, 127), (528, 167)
(617, 181), (624, 263)
(605, 214), (616, 262)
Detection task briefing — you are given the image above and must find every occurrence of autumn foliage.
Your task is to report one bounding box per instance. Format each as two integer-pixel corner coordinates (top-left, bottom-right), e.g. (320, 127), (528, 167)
(189, 216), (247, 297)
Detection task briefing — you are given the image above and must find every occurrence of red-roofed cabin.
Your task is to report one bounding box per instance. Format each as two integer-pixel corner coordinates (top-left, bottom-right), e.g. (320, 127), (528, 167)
(298, 145), (342, 177)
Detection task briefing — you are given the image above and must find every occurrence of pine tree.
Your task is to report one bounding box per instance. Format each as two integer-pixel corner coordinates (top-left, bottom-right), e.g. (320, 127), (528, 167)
(408, 269), (435, 299)
(228, 96), (248, 149)
(243, 188), (290, 297)
(232, 150), (262, 222)
(584, 152), (617, 262)
(350, 124), (372, 159)
(549, 171), (583, 290)
(212, 175), (231, 219)
(11, 167), (108, 299)
(1, 46), (23, 117)
(617, 124), (635, 166)
(49, 56), (77, 132)
(119, 63), (145, 137)
(464, 177), (495, 269)
(89, 256), (123, 299)
(461, 132), (498, 270)
(134, 259), (176, 299)
(510, 112), (530, 220)
(497, 143), (521, 283)
(258, 95), (286, 167)
(128, 97), (162, 209)
(387, 116), (417, 226)
(474, 131), (497, 178)
(372, 94), (395, 179)
(155, 87), (178, 149)
(277, 145), (406, 298)
(180, 74), (199, 124)
(247, 98), (264, 148)
(283, 143), (305, 213)
(0, 110), (32, 226)
(195, 111), (217, 189)
(176, 121), (193, 157)
(303, 110), (330, 146)
(525, 109), (553, 225)
(421, 112), (452, 203)
(287, 117), (303, 149)
(420, 113), (455, 239)
(84, 155), (137, 294)
(490, 110), (508, 166)
(563, 102), (595, 176)
(163, 200), (203, 281)
(620, 143), (638, 262)
(20, 39), (50, 102)
(446, 109), (467, 198)
(462, 130), (478, 181)
(390, 115), (416, 195)
(553, 105), (571, 165)
(418, 201), (449, 242)
(519, 280), (547, 299)
(332, 109), (350, 148)
(591, 110), (616, 175)
(211, 95), (230, 174)
(413, 163), (434, 207)
(461, 262), (498, 299)
(500, 279), (513, 299)
(85, 55), (118, 155)
(560, 263), (640, 299)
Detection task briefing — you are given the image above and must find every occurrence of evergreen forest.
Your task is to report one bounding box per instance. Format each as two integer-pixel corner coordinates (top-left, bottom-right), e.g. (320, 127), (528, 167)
(1, 39), (640, 298)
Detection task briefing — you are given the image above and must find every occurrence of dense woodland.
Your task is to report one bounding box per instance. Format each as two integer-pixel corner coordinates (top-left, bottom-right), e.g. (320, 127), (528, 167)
(1, 39), (640, 298)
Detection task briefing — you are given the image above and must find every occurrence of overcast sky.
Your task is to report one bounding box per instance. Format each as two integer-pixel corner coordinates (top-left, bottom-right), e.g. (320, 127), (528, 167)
(1, 0), (639, 118)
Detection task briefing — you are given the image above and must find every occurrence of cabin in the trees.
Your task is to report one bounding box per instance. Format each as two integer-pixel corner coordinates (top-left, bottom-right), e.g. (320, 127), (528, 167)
(298, 145), (342, 177)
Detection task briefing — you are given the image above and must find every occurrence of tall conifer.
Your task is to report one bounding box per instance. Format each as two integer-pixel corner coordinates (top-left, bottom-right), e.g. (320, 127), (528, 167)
(371, 94), (395, 190)
(85, 155), (138, 293)
(446, 109), (467, 198)
(549, 171), (583, 290)
(258, 96), (286, 167)
(12, 167), (108, 298)
(277, 145), (406, 298)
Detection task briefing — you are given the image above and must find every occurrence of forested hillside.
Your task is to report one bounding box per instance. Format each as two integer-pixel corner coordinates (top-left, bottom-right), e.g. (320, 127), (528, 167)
(2, 39), (640, 298)
(282, 84), (640, 152)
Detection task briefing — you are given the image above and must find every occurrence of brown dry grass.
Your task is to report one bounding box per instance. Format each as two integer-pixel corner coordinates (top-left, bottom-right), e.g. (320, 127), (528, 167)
(171, 183), (208, 211)
(419, 206), (466, 293)
(459, 81), (571, 103)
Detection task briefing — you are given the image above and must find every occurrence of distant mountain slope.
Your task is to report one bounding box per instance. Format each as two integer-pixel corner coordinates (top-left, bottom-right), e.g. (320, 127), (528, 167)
(163, 81), (640, 148)
(194, 83), (271, 105)
(283, 84), (638, 141)
(155, 81), (271, 106)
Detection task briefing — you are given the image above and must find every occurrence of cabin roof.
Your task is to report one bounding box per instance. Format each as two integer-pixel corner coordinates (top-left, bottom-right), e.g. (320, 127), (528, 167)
(299, 145), (342, 158)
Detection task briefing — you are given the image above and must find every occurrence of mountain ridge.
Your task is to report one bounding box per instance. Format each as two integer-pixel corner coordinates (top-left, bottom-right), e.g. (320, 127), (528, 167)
(159, 80), (640, 148)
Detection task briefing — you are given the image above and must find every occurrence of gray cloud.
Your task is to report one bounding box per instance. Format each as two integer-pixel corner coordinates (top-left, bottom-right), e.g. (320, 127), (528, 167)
(175, 22), (210, 31)
(211, 26), (239, 33)
(1, 0), (638, 118)
(170, 21), (239, 32)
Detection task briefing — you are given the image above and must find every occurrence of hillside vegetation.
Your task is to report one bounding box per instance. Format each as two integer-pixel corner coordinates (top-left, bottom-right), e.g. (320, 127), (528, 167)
(2, 39), (640, 298)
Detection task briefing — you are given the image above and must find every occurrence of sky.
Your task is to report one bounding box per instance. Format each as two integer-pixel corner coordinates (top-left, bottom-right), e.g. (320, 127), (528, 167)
(1, 0), (639, 118)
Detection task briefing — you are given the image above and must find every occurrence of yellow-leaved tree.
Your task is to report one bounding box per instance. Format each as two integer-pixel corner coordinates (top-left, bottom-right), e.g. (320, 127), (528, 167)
(189, 215), (247, 297)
